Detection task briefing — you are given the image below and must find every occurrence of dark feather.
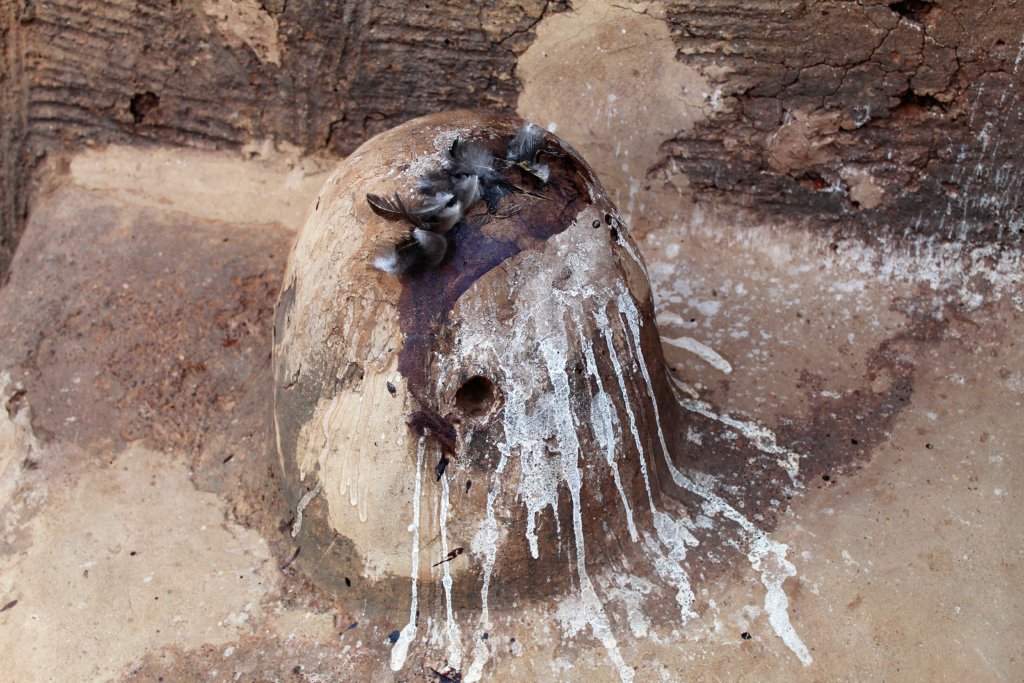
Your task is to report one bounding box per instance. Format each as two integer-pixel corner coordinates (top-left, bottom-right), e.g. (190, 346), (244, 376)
(415, 170), (452, 196)
(374, 229), (448, 274)
(506, 122), (545, 164)
(366, 192), (409, 221)
(448, 139), (496, 180)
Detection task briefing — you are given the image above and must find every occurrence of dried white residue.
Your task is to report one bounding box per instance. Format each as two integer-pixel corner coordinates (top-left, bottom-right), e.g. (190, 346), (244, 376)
(310, 396), (371, 522)
(678, 397), (804, 482)
(618, 292), (812, 665)
(435, 207), (811, 678)
(403, 127), (476, 180)
(661, 335), (733, 374)
(390, 437), (426, 671)
(439, 472), (464, 670)
(578, 324), (638, 541)
(290, 480), (323, 538)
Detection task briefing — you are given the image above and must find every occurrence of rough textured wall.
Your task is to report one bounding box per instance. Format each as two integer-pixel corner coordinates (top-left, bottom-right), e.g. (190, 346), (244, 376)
(2, 0), (1023, 279)
(519, 0), (1024, 245)
(0, 0), (565, 278)
(0, 0), (28, 279)
(661, 0), (1024, 243)
(20, 0), (560, 152)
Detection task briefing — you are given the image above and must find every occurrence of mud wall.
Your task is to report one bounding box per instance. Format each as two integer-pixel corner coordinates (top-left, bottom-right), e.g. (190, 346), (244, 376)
(1, 0), (1022, 277)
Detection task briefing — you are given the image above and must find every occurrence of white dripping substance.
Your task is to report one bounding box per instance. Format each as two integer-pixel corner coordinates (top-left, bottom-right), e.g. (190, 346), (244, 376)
(445, 229), (638, 682)
(315, 398), (370, 522)
(390, 437), (426, 671)
(449, 211), (715, 680)
(464, 462), (503, 683)
(661, 335), (733, 374)
(617, 292), (813, 666)
(678, 397), (803, 482)
(597, 306), (657, 513)
(290, 480), (323, 538)
(577, 323), (638, 541)
(596, 304), (697, 621)
(539, 335), (635, 683)
(439, 472), (464, 670)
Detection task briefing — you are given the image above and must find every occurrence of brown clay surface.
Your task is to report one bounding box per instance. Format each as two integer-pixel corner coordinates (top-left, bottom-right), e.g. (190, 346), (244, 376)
(1, 1), (1022, 680)
(0, 139), (1019, 681)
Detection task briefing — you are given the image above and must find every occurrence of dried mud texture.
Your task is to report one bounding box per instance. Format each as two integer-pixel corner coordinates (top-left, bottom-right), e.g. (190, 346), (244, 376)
(0, 444), (279, 683)
(0, 182), (292, 540)
(18, 0), (562, 155)
(0, 0), (28, 279)
(659, 0), (1024, 242)
(0, 0), (566, 280)
(0, 145), (1020, 681)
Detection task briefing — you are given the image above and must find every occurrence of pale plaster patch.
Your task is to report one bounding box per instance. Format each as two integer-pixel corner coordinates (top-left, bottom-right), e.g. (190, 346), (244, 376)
(203, 0), (282, 66)
(840, 166), (885, 209)
(517, 0), (716, 232)
(767, 109), (842, 176)
(0, 373), (36, 512)
(0, 444), (278, 682)
(68, 144), (332, 232)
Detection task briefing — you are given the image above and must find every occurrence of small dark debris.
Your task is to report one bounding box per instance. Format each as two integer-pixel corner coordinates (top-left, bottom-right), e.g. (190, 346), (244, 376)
(281, 545), (301, 570)
(389, 630), (401, 644)
(1, 599), (17, 612)
(292, 664), (302, 675)
(222, 454), (234, 464)
(429, 667), (462, 683)
(850, 439), (859, 446)
(345, 576), (351, 587)
(386, 380), (397, 396)
(129, 551), (137, 556)
(741, 631), (752, 640)
(482, 632), (489, 640)
(822, 474), (831, 482)
(5, 387), (27, 414)
(18, 0), (35, 23)
(604, 213), (614, 225)
(22, 458), (39, 470)
(435, 455), (450, 481)
(465, 479), (472, 493)
(925, 443), (934, 449)
(433, 547), (464, 567)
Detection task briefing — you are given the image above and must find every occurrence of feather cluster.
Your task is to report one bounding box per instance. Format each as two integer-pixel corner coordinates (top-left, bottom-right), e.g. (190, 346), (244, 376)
(369, 122), (552, 274)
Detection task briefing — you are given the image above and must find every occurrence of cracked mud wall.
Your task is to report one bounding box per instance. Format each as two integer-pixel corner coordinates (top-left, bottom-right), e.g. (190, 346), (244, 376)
(0, 0), (567, 279)
(519, 0), (1024, 243)
(1, 0), (28, 279)
(3, 0), (1024, 280)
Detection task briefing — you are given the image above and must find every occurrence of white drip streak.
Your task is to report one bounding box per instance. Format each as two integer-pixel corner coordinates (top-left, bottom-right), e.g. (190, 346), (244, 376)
(577, 322), (638, 541)
(618, 293), (812, 666)
(290, 480), (323, 538)
(679, 398), (803, 481)
(598, 305), (658, 514)
(439, 472), (464, 670)
(390, 437), (426, 671)
(540, 334), (634, 683)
